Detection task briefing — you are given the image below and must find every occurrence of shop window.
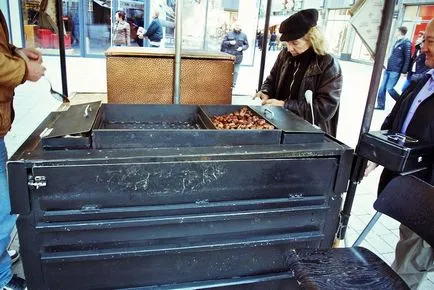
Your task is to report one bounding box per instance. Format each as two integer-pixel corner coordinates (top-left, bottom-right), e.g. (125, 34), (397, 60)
(21, 0), (77, 55)
(403, 5), (418, 21)
(350, 32), (371, 63)
(419, 5), (434, 21)
(325, 9), (350, 57)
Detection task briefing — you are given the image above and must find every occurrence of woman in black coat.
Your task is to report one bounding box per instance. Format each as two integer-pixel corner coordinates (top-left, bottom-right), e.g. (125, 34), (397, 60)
(255, 9), (342, 136)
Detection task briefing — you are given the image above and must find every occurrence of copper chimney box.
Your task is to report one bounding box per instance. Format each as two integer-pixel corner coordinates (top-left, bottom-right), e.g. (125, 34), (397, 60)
(105, 47), (235, 105)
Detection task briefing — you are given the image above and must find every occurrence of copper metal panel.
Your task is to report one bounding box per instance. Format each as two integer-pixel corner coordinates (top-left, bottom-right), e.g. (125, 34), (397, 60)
(180, 59), (233, 105)
(106, 53), (234, 105)
(107, 57), (173, 104)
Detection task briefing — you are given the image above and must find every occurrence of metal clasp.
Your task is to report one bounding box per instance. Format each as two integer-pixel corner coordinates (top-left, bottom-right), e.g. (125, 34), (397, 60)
(387, 133), (419, 144)
(28, 176), (47, 189)
(262, 107), (275, 120)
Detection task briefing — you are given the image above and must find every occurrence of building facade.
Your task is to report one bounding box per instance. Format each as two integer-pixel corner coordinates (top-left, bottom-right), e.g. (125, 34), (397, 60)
(7, 0), (260, 64)
(3, 0), (434, 64)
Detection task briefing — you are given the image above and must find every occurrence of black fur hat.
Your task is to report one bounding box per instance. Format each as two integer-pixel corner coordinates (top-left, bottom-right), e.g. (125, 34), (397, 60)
(279, 9), (318, 41)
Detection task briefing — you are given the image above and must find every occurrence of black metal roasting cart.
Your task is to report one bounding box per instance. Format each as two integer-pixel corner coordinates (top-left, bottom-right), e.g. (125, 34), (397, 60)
(8, 102), (353, 289)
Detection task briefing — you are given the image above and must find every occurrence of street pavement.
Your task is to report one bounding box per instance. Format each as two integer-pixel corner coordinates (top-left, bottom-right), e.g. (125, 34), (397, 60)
(7, 48), (434, 288)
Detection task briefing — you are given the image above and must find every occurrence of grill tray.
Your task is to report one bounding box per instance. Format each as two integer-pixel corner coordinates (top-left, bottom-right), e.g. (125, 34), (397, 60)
(42, 103), (325, 149)
(92, 104), (282, 149)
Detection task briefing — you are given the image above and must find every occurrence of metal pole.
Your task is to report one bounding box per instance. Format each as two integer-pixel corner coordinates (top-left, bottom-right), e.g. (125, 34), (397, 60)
(322, 0), (329, 28)
(257, 0), (272, 91)
(56, 0), (68, 97)
(173, 0), (182, 104)
(337, 0), (395, 240)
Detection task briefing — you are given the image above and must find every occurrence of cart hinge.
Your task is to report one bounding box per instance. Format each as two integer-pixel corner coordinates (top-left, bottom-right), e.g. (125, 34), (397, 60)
(28, 176), (47, 189)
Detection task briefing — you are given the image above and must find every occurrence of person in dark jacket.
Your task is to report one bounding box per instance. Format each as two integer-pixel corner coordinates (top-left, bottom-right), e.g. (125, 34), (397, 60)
(220, 22), (249, 88)
(375, 26), (412, 110)
(365, 19), (434, 289)
(254, 9), (342, 137)
(268, 31), (277, 51)
(138, 10), (163, 48)
(400, 31), (430, 92)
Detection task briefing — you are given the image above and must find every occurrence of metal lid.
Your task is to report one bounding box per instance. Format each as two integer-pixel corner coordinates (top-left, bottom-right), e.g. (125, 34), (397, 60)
(249, 106), (324, 134)
(40, 101), (102, 139)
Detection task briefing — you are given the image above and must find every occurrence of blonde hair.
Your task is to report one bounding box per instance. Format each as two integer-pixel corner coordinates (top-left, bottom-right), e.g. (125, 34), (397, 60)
(304, 26), (328, 56)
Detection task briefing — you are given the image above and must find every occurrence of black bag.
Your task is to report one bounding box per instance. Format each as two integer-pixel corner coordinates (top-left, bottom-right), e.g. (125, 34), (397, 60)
(374, 175), (434, 247)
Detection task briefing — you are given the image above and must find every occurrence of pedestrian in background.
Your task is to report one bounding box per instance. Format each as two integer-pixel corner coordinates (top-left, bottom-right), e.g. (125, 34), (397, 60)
(220, 22), (249, 88)
(268, 31), (277, 51)
(254, 9), (342, 137)
(112, 10), (130, 47)
(375, 26), (411, 110)
(0, 9), (45, 290)
(400, 31), (429, 92)
(138, 10), (163, 48)
(365, 18), (434, 290)
(258, 31), (264, 51)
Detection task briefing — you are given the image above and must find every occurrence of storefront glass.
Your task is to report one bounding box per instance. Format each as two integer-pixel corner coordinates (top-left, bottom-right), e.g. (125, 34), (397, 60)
(85, 0), (111, 54)
(350, 33), (372, 62)
(324, 9), (350, 58)
(403, 5), (417, 21)
(403, 5), (434, 52)
(63, 0), (80, 55)
(163, 0), (260, 95)
(115, 0), (144, 47)
(21, 0), (79, 55)
(162, 0), (258, 66)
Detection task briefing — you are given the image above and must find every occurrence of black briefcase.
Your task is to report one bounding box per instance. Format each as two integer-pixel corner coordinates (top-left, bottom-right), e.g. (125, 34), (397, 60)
(358, 130), (434, 173)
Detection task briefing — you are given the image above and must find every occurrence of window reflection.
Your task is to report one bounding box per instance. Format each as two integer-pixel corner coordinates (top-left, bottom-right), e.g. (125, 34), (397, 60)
(21, 0), (77, 55)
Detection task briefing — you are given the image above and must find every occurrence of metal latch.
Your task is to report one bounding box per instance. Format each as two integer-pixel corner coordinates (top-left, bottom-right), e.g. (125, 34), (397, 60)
(81, 204), (100, 213)
(28, 176), (47, 189)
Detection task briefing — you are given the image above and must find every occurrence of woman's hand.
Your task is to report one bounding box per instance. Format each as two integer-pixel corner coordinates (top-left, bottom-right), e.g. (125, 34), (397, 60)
(253, 91), (269, 101)
(364, 161), (378, 177)
(262, 99), (284, 107)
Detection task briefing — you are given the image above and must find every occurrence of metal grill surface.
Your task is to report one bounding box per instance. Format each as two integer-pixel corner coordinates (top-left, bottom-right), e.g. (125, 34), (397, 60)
(104, 121), (201, 130)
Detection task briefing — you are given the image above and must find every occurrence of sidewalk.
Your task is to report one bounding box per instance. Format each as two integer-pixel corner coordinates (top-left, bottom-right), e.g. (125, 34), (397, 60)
(8, 49), (434, 288)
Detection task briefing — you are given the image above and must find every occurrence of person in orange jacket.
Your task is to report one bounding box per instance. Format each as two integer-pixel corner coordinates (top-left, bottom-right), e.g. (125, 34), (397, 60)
(0, 9), (45, 290)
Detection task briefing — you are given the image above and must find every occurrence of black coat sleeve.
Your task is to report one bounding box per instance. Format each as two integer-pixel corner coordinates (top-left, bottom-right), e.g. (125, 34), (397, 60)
(260, 50), (286, 98)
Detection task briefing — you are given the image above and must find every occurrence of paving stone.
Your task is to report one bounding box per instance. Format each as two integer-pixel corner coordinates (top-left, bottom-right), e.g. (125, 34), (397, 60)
(348, 214), (368, 231)
(379, 215), (401, 231)
(380, 252), (396, 266)
(379, 233), (400, 249)
(351, 194), (377, 215)
(359, 240), (382, 257)
(419, 279), (434, 290)
(365, 232), (395, 254)
(341, 226), (360, 246)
